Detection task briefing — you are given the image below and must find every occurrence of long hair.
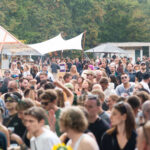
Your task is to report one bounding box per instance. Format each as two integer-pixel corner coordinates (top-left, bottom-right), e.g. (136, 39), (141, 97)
(107, 102), (135, 139)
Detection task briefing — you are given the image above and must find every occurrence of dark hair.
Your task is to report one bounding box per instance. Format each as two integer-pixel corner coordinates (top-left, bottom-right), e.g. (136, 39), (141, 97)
(87, 94), (100, 106)
(16, 99), (34, 111)
(127, 96), (140, 109)
(44, 82), (55, 90)
(107, 102), (135, 139)
(40, 89), (57, 102)
(24, 106), (47, 122)
(136, 91), (150, 104)
(63, 73), (71, 80)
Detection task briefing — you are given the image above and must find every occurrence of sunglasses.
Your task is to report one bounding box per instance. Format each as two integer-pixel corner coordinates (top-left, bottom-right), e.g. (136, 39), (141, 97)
(121, 76), (128, 80)
(41, 102), (49, 106)
(5, 99), (16, 103)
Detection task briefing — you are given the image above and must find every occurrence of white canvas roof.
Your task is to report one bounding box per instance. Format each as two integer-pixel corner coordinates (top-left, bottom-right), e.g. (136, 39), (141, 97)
(29, 33), (83, 55)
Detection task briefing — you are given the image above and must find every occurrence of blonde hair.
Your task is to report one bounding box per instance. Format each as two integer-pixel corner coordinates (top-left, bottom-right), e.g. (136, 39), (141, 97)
(59, 106), (88, 132)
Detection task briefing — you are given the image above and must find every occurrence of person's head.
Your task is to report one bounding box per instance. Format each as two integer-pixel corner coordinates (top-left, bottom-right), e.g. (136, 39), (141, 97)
(133, 83), (143, 93)
(20, 78), (29, 91)
(107, 94), (119, 110)
(127, 95), (140, 116)
(24, 107), (47, 135)
(77, 76), (84, 84)
(44, 82), (55, 90)
(40, 89), (57, 111)
(136, 91), (150, 104)
(4, 70), (11, 78)
(24, 64), (30, 71)
(110, 102), (135, 139)
(39, 72), (48, 81)
(142, 72), (150, 83)
(121, 73), (129, 84)
(137, 121), (150, 150)
(59, 106), (88, 135)
(85, 70), (95, 81)
(140, 62), (146, 71)
(11, 62), (17, 70)
(95, 70), (102, 81)
(92, 84), (102, 91)
(109, 63), (116, 73)
(42, 64), (48, 72)
(63, 73), (72, 83)
(91, 90), (105, 103)
(142, 101), (150, 122)
(127, 63), (134, 72)
(82, 79), (93, 92)
(99, 77), (109, 91)
(101, 61), (106, 68)
(84, 94), (100, 120)
(7, 80), (18, 92)
(16, 99), (34, 120)
(4, 93), (20, 112)
(70, 65), (77, 73)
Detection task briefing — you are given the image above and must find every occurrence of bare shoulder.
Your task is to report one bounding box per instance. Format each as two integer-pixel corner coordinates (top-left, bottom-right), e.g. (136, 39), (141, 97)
(79, 134), (99, 150)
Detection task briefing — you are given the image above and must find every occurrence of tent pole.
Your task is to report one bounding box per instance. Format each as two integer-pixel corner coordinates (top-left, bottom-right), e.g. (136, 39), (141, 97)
(0, 43), (3, 71)
(82, 31), (86, 60)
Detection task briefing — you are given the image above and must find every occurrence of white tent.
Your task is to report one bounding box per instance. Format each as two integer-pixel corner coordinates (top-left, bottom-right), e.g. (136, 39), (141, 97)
(0, 26), (40, 55)
(28, 33), (83, 55)
(85, 43), (127, 54)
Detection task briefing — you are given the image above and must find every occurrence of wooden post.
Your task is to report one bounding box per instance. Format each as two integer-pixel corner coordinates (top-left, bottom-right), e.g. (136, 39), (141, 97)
(82, 31), (86, 60)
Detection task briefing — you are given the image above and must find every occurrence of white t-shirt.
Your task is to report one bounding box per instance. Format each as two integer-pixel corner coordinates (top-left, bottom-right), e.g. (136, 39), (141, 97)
(30, 129), (60, 150)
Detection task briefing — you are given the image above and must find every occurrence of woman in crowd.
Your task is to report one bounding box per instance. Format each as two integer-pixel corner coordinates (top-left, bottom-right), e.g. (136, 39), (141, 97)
(59, 106), (99, 150)
(70, 65), (79, 79)
(106, 94), (119, 115)
(23, 64), (30, 77)
(101, 102), (137, 150)
(10, 62), (20, 75)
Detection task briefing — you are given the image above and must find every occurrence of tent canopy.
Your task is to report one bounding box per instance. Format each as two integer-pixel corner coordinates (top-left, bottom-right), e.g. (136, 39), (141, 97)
(0, 26), (40, 55)
(28, 33), (83, 55)
(85, 43), (127, 54)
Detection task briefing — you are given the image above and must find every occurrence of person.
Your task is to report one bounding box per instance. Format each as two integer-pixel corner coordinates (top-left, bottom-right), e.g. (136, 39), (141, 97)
(136, 62), (147, 82)
(84, 94), (109, 149)
(101, 102), (137, 150)
(23, 64), (31, 77)
(40, 89), (62, 136)
(106, 94), (119, 116)
(3, 93), (26, 139)
(125, 63), (136, 82)
(137, 121), (150, 150)
(140, 72), (150, 93)
(142, 101), (150, 122)
(59, 106), (99, 150)
(24, 106), (60, 150)
(127, 95), (140, 117)
(116, 73), (135, 97)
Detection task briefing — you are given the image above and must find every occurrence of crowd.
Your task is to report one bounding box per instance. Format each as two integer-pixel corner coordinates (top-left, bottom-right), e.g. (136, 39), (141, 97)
(0, 55), (149, 150)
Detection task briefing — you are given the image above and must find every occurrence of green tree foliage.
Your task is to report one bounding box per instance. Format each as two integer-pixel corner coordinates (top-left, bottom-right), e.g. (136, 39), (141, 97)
(0, 0), (150, 50)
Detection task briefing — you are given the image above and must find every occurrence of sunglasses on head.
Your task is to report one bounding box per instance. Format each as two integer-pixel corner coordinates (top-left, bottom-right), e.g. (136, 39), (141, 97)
(41, 102), (49, 106)
(121, 76), (128, 80)
(5, 99), (16, 103)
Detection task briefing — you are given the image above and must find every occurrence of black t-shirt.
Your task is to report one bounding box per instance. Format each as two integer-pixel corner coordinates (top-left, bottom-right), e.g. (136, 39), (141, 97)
(88, 117), (110, 149)
(3, 113), (26, 138)
(136, 71), (146, 82)
(101, 130), (137, 150)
